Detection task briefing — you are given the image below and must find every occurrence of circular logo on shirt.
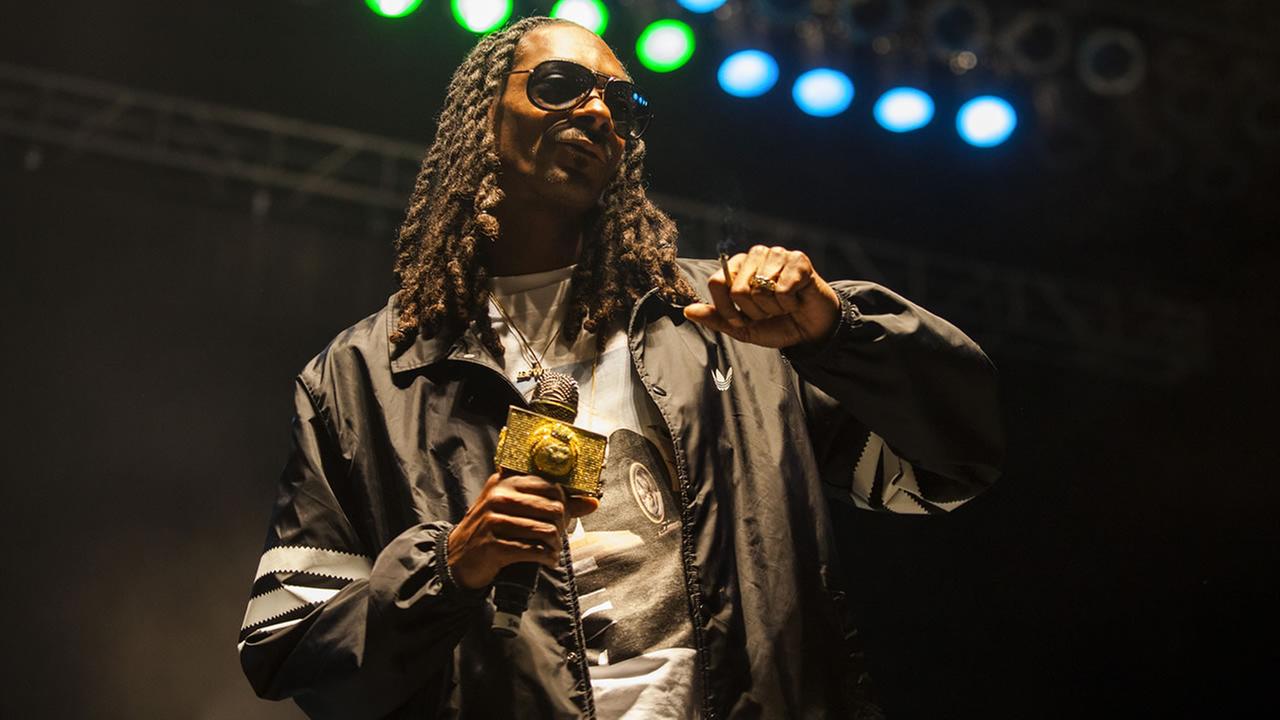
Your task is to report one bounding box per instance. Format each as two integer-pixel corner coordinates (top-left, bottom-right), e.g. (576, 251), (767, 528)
(628, 461), (665, 524)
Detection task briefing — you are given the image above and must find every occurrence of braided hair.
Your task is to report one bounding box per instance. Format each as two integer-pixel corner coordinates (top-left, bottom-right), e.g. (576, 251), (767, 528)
(390, 16), (697, 357)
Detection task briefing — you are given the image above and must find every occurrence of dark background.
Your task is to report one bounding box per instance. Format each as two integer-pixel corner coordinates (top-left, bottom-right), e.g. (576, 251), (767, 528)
(2, 1), (1277, 718)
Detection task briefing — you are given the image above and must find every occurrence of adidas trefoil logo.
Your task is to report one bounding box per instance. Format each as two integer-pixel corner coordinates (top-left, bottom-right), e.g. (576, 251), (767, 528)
(712, 367), (733, 391)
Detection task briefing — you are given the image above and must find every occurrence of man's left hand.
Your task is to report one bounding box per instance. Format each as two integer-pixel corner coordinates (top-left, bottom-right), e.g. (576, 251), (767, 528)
(683, 246), (840, 349)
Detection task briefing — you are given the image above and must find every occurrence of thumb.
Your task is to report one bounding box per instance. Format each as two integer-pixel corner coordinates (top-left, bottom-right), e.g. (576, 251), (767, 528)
(683, 303), (740, 337)
(566, 495), (599, 518)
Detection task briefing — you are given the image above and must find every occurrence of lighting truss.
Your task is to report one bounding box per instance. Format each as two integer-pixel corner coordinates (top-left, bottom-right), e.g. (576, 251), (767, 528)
(0, 62), (421, 211)
(663, 197), (1209, 383)
(0, 61), (1207, 383)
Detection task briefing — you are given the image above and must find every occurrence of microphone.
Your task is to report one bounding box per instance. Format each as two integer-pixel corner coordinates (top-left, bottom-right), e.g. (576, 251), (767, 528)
(490, 370), (607, 637)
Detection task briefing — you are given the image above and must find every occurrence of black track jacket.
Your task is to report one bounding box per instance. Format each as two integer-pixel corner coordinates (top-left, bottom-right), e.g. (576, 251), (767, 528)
(238, 259), (1004, 718)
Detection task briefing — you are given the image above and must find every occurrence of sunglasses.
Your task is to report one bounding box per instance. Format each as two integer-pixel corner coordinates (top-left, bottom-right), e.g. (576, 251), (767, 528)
(508, 60), (652, 140)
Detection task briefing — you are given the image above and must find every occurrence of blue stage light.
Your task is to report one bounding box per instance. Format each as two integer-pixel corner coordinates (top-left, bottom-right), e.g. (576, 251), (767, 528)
(873, 87), (935, 133)
(956, 96), (1017, 147)
(718, 50), (779, 98)
(678, 0), (728, 12)
(792, 69), (855, 117)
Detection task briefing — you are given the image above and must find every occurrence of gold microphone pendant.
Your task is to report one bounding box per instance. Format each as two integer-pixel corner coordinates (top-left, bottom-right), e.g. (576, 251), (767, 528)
(494, 408), (606, 497)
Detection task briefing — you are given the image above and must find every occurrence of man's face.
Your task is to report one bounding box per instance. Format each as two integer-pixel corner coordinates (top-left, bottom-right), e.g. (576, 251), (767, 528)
(493, 23), (630, 213)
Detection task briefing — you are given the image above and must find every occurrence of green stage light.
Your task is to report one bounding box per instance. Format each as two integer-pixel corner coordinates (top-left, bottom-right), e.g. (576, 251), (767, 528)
(365, 0), (424, 18)
(636, 19), (695, 73)
(451, 0), (513, 33)
(550, 0), (609, 35)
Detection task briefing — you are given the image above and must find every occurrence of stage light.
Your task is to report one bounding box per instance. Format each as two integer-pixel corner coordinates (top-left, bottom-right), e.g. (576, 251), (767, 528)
(792, 69), (855, 117)
(850, 0), (908, 44)
(717, 50), (779, 98)
(999, 10), (1070, 76)
(550, 0), (609, 35)
(636, 20), (695, 73)
(873, 87), (935, 132)
(956, 95), (1016, 147)
(678, 0), (728, 13)
(1077, 28), (1146, 97)
(365, 0), (424, 18)
(924, 0), (992, 60)
(758, 0), (813, 25)
(451, 0), (513, 34)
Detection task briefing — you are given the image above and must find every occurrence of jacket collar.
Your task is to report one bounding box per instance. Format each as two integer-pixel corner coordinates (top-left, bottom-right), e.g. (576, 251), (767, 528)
(629, 287), (687, 338)
(386, 293), (465, 374)
(387, 286), (687, 375)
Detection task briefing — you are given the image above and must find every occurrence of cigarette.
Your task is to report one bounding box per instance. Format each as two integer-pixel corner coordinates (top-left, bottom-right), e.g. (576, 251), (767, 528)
(719, 251), (733, 285)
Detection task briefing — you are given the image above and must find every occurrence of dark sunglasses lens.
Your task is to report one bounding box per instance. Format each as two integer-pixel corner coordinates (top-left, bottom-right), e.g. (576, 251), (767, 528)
(525, 61), (652, 139)
(604, 82), (651, 138)
(527, 61), (594, 109)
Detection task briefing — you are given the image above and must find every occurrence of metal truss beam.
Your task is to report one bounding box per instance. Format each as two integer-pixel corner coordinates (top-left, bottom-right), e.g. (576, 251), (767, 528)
(0, 62), (1207, 382)
(0, 62), (423, 210)
(661, 196), (1209, 383)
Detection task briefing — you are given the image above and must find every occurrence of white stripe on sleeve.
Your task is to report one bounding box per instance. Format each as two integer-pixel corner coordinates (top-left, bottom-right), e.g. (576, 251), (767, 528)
(241, 584), (342, 631)
(253, 545), (373, 583)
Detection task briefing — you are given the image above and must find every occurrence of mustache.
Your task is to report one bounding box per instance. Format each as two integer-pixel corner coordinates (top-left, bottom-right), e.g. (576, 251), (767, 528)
(555, 125), (609, 147)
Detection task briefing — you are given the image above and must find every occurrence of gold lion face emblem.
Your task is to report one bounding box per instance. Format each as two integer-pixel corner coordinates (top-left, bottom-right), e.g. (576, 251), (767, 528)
(529, 423), (578, 479)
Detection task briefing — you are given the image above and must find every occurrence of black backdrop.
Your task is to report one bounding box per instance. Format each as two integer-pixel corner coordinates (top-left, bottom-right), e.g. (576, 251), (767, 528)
(2, 1), (1277, 718)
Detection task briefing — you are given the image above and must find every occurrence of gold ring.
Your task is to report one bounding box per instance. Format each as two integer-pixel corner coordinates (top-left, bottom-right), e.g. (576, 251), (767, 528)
(749, 274), (778, 293)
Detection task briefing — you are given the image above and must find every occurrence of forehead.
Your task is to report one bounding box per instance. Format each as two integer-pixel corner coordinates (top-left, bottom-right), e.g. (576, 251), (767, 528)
(514, 23), (629, 80)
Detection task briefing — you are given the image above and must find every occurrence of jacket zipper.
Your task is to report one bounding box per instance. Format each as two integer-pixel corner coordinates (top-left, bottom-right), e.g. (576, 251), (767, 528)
(560, 532), (596, 719)
(449, 353), (596, 718)
(627, 291), (716, 720)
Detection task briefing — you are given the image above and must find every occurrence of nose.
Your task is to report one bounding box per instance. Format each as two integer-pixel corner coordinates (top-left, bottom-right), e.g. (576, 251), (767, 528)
(569, 86), (615, 137)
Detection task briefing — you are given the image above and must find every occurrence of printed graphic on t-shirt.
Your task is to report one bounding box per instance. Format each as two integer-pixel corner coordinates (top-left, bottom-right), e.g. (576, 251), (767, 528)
(570, 428), (688, 666)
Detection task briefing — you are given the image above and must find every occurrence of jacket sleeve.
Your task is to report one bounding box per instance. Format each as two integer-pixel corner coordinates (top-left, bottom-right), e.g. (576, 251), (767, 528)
(238, 377), (487, 719)
(783, 280), (1004, 513)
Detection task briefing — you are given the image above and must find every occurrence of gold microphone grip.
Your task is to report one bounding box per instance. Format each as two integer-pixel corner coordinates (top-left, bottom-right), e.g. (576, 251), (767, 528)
(490, 405), (606, 638)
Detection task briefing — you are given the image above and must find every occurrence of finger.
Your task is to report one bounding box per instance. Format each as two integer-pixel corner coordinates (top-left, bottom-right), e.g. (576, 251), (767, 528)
(773, 250), (814, 293)
(505, 474), (564, 497)
(730, 246), (770, 320)
(750, 285), (784, 317)
(730, 247), (768, 319)
(535, 481), (569, 528)
(773, 279), (801, 313)
(749, 246), (790, 317)
(492, 537), (562, 568)
(490, 487), (567, 527)
(773, 251), (814, 314)
(683, 303), (747, 341)
(490, 512), (565, 552)
(506, 476), (568, 516)
(706, 263), (747, 328)
(758, 246), (789, 280)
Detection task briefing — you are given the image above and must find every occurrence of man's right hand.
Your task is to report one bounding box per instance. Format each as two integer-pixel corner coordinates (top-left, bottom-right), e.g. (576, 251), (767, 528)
(446, 472), (599, 590)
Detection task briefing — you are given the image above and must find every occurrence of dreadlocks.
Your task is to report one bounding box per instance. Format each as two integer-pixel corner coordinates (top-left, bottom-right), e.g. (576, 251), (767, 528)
(390, 16), (697, 357)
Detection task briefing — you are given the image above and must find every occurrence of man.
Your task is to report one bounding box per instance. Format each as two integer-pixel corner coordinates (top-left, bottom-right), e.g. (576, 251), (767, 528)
(238, 16), (1003, 719)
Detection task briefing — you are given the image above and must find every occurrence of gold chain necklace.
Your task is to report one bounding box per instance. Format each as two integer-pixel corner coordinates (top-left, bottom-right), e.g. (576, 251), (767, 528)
(489, 292), (563, 382)
(489, 291), (601, 427)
